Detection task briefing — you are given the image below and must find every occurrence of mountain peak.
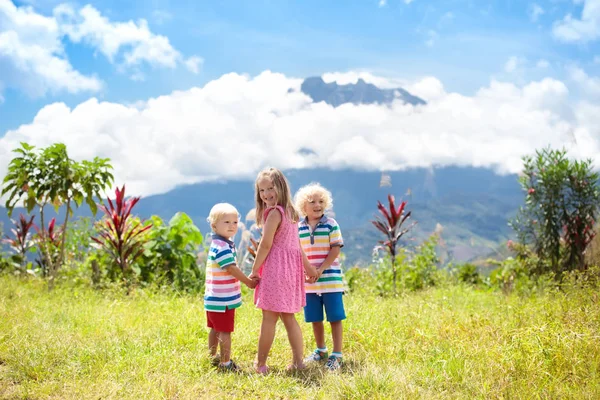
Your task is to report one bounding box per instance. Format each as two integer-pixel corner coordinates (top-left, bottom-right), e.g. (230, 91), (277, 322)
(300, 76), (426, 107)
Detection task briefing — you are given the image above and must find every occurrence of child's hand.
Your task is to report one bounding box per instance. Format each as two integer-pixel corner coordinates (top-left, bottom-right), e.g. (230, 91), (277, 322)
(305, 263), (318, 277)
(305, 268), (321, 283)
(246, 278), (258, 289)
(249, 271), (260, 282)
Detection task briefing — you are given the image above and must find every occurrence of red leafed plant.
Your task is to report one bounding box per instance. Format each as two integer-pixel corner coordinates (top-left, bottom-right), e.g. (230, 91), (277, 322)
(92, 185), (152, 285)
(372, 194), (415, 293)
(33, 217), (62, 275)
(563, 214), (596, 270)
(2, 214), (36, 270)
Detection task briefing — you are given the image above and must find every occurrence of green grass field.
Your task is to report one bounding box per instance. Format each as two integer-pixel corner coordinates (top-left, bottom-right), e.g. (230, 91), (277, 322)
(1, 276), (599, 399)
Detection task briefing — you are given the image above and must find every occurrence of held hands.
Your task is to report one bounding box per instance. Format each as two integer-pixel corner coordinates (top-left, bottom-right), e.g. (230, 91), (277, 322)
(247, 271), (260, 289)
(306, 267), (323, 283)
(246, 277), (258, 289)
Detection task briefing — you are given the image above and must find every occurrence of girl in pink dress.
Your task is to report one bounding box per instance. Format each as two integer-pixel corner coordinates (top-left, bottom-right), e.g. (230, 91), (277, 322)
(249, 167), (317, 373)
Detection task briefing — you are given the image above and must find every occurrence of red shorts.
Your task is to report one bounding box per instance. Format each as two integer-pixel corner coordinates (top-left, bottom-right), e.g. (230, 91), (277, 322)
(206, 307), (236, 332)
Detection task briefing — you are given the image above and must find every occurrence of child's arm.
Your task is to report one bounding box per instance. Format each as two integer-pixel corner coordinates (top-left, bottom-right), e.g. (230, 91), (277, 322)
(319, 245), (341, 271)
(249, 208), (281, 279)
(225, 264), (257, 288)
(302, 247), (318, 277)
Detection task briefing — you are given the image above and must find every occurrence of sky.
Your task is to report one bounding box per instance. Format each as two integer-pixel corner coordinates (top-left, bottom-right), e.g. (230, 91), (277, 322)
(1, 0), (600, 196)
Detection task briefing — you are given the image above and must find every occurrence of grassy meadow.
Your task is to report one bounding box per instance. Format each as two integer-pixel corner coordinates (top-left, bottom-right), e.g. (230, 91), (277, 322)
(0, 276), (599, 399)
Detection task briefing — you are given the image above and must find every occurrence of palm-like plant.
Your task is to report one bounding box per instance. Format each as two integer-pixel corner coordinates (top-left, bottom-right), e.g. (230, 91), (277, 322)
(33, 217), (62, 276)
(92, 185), (152, 286)
(372, 194), (415, 293)
(2, 214), (36, 271)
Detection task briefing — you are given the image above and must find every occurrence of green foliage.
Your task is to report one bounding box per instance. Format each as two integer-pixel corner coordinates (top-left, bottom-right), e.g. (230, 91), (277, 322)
(343, 265), (376, 295)
(138, 212), (204, 293)
(455, 263), (482, 285)
(63, 217), (96, 267)
(361, 234), (441, 296)
(92, 185), (151, 287)
(510, 148), (600, 275)
(489, 257), (529, 294)
(1, 142), (113, 284)
(402, 234), (440, 291)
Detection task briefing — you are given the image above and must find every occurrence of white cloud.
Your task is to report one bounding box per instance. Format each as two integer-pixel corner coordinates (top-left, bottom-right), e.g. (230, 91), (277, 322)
(152, 10), (172, 25)
(1, 70), (598, 198)
(530, 3), (545, 22)
(568, 65), (600, 98)
(405, 76), (445, 101)
(504, 56), (525, 73)
(404, 0), (415, 4)
(184, 56), (203, 74)
(54, 4), (191, 69)
(553, 0), (600, 43)
(0, 1), (201, 98)
(0, 0), (102, 97)
(378, 0), (386, 7)
(536, 59), (550, 68)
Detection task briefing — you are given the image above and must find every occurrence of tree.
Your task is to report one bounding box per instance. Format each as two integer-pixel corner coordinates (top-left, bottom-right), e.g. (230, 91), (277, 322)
(372, 194), (415, 293)
(2, 142), (113, 285)
(510, 148), (600, 275)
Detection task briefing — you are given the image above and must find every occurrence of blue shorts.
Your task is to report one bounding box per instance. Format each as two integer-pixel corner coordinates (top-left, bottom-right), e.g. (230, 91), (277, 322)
(304, 292), (346, 323)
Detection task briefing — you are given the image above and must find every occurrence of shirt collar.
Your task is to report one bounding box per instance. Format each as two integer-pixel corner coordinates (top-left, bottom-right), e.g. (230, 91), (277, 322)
(302, 214), (328, 225)
(212, 234), (235, 247)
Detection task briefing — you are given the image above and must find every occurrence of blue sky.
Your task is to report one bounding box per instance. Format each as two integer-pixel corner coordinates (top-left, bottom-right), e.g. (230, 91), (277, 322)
(1, 0), (600, 196)
(1, 0), (598, 134)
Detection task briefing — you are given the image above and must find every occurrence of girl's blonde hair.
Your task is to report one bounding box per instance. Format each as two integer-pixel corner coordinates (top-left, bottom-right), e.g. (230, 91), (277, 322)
(254, 167), (299, 227)
(294, 182), (333, 217)
(207, 203), (239, 230)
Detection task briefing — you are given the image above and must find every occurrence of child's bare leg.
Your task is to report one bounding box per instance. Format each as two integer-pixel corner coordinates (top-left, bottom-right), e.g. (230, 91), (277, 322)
(312, 322), (326, 349)
(280, 312), (304, 367)
(331, 321), (343, 354)
(208, 328), (218, 356)
(218, 332), (232, 363)
(256, 310), (279, 367)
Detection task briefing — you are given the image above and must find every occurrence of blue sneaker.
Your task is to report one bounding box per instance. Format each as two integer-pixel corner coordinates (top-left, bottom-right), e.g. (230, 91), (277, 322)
(326, 355), (342, 371)
(304, 349), (328, 364)
(218, 360), (241, 372)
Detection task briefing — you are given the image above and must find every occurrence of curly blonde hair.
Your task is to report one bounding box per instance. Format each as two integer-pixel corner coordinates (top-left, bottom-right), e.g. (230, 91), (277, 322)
(294, 182), (333, 217)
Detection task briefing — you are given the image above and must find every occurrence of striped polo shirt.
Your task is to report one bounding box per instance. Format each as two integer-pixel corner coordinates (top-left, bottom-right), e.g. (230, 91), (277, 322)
(299, 215), (345, 294)
(203, 235), (242, 312)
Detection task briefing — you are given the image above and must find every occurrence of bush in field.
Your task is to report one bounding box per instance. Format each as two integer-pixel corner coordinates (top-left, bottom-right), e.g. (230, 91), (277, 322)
(510, 148), (600, 276)
(402, 234), (440, 291)
(137, 212), (204, 293)
(455, 263), (482, 285)
(2, 214), (36, 274)
(92, 185), (151, 288)
(363, 234), (441, 296)
(33, 218), (62, 277)
(371, 194), (415, 294)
